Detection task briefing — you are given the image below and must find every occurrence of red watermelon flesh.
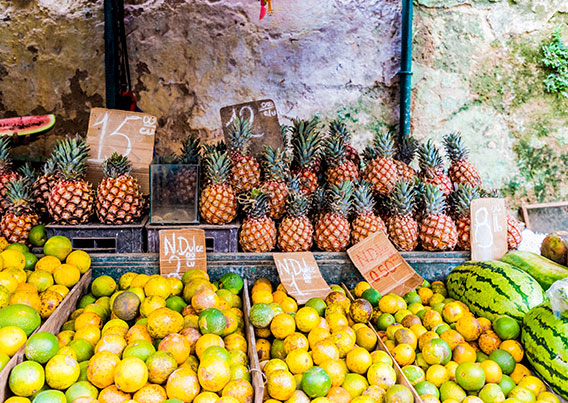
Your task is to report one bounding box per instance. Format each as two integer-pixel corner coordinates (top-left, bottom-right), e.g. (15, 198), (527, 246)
(0, 114), (56, 135)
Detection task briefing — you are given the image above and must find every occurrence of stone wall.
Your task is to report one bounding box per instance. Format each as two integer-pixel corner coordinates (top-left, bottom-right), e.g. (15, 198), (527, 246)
(0, 0), (567, 205)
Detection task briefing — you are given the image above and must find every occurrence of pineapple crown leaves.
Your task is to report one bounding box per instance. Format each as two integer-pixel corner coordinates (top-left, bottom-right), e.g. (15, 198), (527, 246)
(450, 183), (480, 217)
(292, 117), (324, 168)
(227, 117), (253, 157)
(310, 186), (327, 215)
(19, 162), (36, 185)
(52, 136), (90, 181)
(352, 180), (376, 215)
(362, 144), (378, 163)
(0, 136), (14, 171)
(329, 120), (352, 143)
(203, 150), (231, 185)
(417, 139), (445, 175)
(323, 135), (347, 167)
(102, 153), (132, 179)
(396, 135), (418, 164)
(41, 157), (57, 176)
(422, 182), (448, 216)
(5, 178), (34, 214)
(238, 188), (271, 219)
(179, 134), (202, 164)
(389, 180), (416, 216)
(372, 129), (396, 159)
(443, 132), (470, 162)
(326, 180), (354, 216)
(479, 187), (503, 198)
(261, 145), (289, 183)
(152, 153), (180, 164)
(286, 175), (311, 218)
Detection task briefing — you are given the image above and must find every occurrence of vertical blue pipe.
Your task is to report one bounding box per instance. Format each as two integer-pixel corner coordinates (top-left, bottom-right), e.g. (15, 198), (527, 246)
(399, 0), (413, 141)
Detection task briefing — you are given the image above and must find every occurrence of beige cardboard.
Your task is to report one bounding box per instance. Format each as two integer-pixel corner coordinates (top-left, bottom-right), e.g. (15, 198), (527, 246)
(159, 229), (207, 278)
(273, 252), (331, 304)
(85, 108), (156, 194)
(347, 231), (423, 296)
(471, 198), (508, 261)
(220, 99), (282, 156)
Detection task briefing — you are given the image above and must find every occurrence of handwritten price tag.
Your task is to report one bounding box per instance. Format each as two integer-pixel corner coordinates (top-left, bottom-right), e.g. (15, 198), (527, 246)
(273, 252), (331, 304)
(220, 99), (282, 156)
(471, 198), (508, 261)
(159, 229), (207, 278)
(347, 231), (423, 296)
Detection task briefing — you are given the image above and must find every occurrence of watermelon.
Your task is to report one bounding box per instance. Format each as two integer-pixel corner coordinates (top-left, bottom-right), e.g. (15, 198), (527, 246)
(446, 261), (546, 322)
(0, 114), (55, 136)
(522, 302), (568, 399)
(501, 250), (568, 290)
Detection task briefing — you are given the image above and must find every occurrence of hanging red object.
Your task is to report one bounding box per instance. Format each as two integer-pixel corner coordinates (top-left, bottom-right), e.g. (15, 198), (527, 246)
(259, 0), (272, 20)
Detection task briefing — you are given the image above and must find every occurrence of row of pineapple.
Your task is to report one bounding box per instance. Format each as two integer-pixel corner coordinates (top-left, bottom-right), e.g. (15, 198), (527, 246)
(196, 117), (522, 253)
(0, 136), (145, 244)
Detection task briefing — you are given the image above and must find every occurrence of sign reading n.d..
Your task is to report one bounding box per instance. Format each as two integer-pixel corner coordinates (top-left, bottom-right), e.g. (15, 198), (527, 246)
(347, 231), (423, 296)
(159, 229), (207, 279)
(273, 252), (331, 304)
(85, 108), (157, 193)
(471, 198), (508, 261)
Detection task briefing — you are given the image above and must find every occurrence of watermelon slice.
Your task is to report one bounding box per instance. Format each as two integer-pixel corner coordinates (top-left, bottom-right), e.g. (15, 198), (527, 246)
(0, 114), (56, 136)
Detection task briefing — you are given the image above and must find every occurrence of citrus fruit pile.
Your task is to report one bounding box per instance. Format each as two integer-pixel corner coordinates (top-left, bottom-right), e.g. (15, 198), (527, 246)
(4, 270), (251, 403)
(0, 235), (90, 367)
(350, 280), (560, 403)
(248, 279), (414, 403)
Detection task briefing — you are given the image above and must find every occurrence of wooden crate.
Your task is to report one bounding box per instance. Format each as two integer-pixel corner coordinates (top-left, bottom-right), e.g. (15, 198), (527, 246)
(243, 281), (265, 403)
(0, 270), (92, 402)
(146, 222), (240, 253)
(46, 216), (148, 254)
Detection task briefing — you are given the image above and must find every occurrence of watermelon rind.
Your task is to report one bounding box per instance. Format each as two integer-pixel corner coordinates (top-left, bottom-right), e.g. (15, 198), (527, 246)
(446, 260), (546, 322)
(0, 114), (56, 136)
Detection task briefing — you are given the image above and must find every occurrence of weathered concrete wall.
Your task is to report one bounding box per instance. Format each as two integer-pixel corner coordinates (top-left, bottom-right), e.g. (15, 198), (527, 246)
(0, 0), (567, 205)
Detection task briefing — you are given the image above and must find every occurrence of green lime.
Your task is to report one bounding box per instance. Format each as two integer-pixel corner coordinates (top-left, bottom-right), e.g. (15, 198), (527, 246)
(165, 400), (184, 403)
(6, 243), (29, 253)
(301, 366), (331, 398)
(25, 332), (60, 364)
(249, 303), (274, 328)
(435, 323), (451, 335)
(415, 381), (440, 398)
(202, 346), (230, 362)
(329, 285), (345, 294)
(78, 294), (97, 309)
(305, 298), (327, 316)
(219, 273), (244, 295)
(402, 365), (426, 386)
(404, 291), (421, 305)
(23, 252), (38, 271)
(77, 361), (89, 382)
(489, 349), (516, 375)
(166, 296), (187, 313)
(0, 304), (41, 336)
(439, 381), (466, 402)
(375, 313), (395, 331)
(198, 308), (227, 336)
(43, 236), (72, 261)
(455, 362), (486, 391)
(362, 289), (382, 307)
(64, 381), (98, 403)
(29, 225), (47, 247)
(9, 361), (45, 397)
(91, 275), (117, 298)
(499, 375), (516, 396)
(476, 351), (489, 362)
(68, 339), (94, 362)
(32, 389), (66, 403)
(479, 383), (506, 403)
(493, 316), (521, 340)
(123, 340), (156, 361)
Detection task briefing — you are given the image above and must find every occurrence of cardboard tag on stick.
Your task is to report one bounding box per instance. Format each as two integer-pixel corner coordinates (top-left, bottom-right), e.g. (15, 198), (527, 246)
(273, 252), (331, 304)
(471, 198), (508, 261)
(347, 231), (423, 296)
(220, 99), (282, 156)
(159, 229), (207, 278)
(85, 108), (157, 193)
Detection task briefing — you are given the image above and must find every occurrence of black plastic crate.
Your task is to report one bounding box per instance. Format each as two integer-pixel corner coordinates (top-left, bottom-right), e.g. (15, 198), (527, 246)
(46, 216), (148, 254)
(146, 222), (239, 253)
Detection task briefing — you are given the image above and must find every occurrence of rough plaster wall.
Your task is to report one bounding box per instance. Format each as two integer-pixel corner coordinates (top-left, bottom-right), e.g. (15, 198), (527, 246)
(0, 0), (567, 205)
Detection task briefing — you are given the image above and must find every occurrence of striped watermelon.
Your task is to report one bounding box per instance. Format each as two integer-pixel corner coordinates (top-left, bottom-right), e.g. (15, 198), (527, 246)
(446, 261), (546, 322)
(522, 302), (568, 399)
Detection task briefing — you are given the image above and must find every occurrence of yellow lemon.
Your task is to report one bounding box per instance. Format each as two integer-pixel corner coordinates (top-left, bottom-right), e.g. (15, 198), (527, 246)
(1, 249), (25, 270)
(0, 326), (27, 356)
(66, 250), (91, 274)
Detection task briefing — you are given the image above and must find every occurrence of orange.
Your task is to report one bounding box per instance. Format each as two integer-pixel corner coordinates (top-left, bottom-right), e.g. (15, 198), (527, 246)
(133, 383), (167, 403)
(87, 351), (121, 388)
(355, 326), (377, 351)
(95, 334), (127, 356)
(378, 295), (400, 314)
(295, 307), (320, 333)
(353, 281), (371, 298)
(256, 338), (271, 361)
(445, 361), (459, 382)
(34, 256), (61, 274)
(270, 313), (296, 339)
(266, 369), (296, 400)
(0, 326), (27, 357)
(263, 359), (288, 376)
(367, 362), (396, 390)
(99, 385), (131, 403)
(327, 386), (352, 403)
(284, 332), (309, 354)
(442, 302), (466, 323)
(418, 331), (440, 350)
(320, 359), (347, 387)
(285, 349), (313, 374)
(452, 343), (477, 364)
(166, 367), (200, 402)
(159, 333), (190, 364)
(499, 340), (524, 363)
(313, 339), (340, 365)
(9, 291), (41, 312)
(346, 346), (372, 374)
(440, 330), (465, 350)
(480, 360), (503, 383)
(251, 289), (273, 305)
(221, 379), (253, 403)
(422, 310), (444, 330)
(394, 328), (417, 349)
(224, 333), (247, 353)
(280, 297), (298, 313)
(272, 290), (287, 304)
(426, 364), (449, 388)
(417, 287), (434, 305)
(53, 264), (81, 287)
(391, 343), (416, 367)
(195, 334), (224, 359)
(402, 365), (425, 386)
(478, 331), (502, 355)
(144, 276), (172, 300)
(456, 317), (482, 341)
(114, 357), (148, 393)
(517, 376), (546, 397)
(478, 317), (492, 332)
(309, 327), (331, 349)
(509, 363), (531, 384)
(75, 312), (103, 330)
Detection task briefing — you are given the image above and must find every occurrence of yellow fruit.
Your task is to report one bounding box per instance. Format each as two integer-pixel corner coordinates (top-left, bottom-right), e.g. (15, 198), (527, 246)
(417, 287), (434, 305)
(280, 296), (298, 313)
(57, 346), (77, 360)
(198, 356), (231, 392)
(146, 307), (184, 339)
(47, 285), (69, 298)
(426, 364), (450, 388)
(266, 369), (296, 401)
(194, 392), (220, 403)
(391, 343), (416, 367)
(500, 340), (524, 363)
(129, 274), (151, 289)
(256, 338), (271, 361)
(394, 328), (418, 349)
(159, 333), (191, 364)
(166, 367), (200, 402)
(452, 343), (477, 364)
(57, 330), (75, 347)
(286, 349), (313, 374)
(66, 250), (91, 274)
(480, 360), (503, 384)
(10, 291), (41, 312)
(252, 289), (273, 304)
(140, 295), (166, 318)
(224, 333), (247, 353)
(510, 363), (532, 384)
(0, 271), (18, 293)
(309, 327), (331, 350)
(196, 334), (225, 359)
(0, 326), (27, 356)
(367, 362), (396, 390)
(144, 276), (172, 299)
(114, 357), (148, 393)
(87, 351), (121, 388)
(320, 359), (347, 387)
(456, 317), (482, 341)
(440, 330), (465, 350)
(222, 379), (253, 403)
(53, 264), (81, 287)
(518, 376), (546, 397)
(478, 331), (502, 355)
(75, 312), (103, 330)
(133, 383), (167, 403)
(346, 346), (372, 374)
(284, 333), (309, 355)
(45, 354), (80, 389)
(99, 385), (131, 403)
(353, 282), (371, 298)
(378, 295), (400, 315)
(95, 334), (127, 356)
(74, 326), (101, 347)
(35, 256), (61, 274)
(1, 249), (25, 270)
(270, 313), (296, 339)
(312, 339), (340, 366)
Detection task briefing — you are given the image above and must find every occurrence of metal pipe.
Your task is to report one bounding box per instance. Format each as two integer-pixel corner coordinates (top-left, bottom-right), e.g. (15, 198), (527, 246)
(399, 0), (413, 142)
(104, 0), (118, 108)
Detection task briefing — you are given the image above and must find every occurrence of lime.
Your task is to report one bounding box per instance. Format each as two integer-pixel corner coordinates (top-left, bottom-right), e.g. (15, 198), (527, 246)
(23, 253), (38, 271)
(64, 381), (98, 403)
(404, 291), (422, 305)
(27, 270), (54, 293)
(166, 296), (187, 313)
(479, 383), (506, 403)
(375, 313), (395, 331)
(489, 349), (516, 375)
(249, 303), (274, 328)
(439, 381), (467, 402)
(455, 362), (486, 391)
(78, 294), (97, 309)
(402, 365), (426, 386)
(415, 381), (440, 398)
(6, 243), (29, 253)
(32, 389), (66, 403)
(499, 375), (516, 396)
(43, 236), (72, 261)
(25, 332), (60, 364)
(219, 273), (244, 295)
(493, 317), (521, 340)
(68, 339), (94, 362)
(305, 298), (327, 316)
(9, 361), (45, 397)
(77, 361), (89, 382)
(198, 308), (227, 336)
(91, 275), (117, 297)
(123, 340), (156, 361)
(361, 288), (382, 307)
(0, 304), (41, 336)
(29, 226), (47, 247)
(301, 366), (331, 398)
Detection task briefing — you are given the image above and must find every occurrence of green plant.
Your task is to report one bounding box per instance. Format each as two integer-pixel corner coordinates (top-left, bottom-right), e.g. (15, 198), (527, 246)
(542, 28), (568, 98)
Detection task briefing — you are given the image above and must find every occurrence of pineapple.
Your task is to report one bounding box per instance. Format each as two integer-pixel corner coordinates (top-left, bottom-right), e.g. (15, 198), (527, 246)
(32, 158), (57, 220)
(362, 129), (398, 195)
(443, 132), (482, 186)
(199, 150), (237, 224)
(419, 183), (458, 251)
(0, 179), (39, 244)
(394, 135), (418, 181)
(96, 153), (145, 225)
(387, 180), (419, 251)
(450, 183), (480, 250)
(278, 178), (313, 252)
(176, 134), (201, 204)
(329, 120), (360, 167)
(324, 134), (359, 187)
(291, 118), (323, 195)
(314, 181), (353, 252)
(260, 145), (289, 220)
(48, 137), (94, 225)
(417, 140), (453, 197)
(310, 186), (327, 225)
(0, 136), (20, 212)
(227, 117), (260, 193)
(238, 189), (276, 253)
(351, 180), (386, 244)
(507, 215), (523, 250)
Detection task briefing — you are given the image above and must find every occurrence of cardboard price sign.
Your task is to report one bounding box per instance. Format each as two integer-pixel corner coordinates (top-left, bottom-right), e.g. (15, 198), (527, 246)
(85, 108), (157, 193)
(347, 231), (423, 296)
(220, 99), (282, 156)
(159, 229), (207, 278)
(471, 198), (508, 261)
(273, 252), (331, 304)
